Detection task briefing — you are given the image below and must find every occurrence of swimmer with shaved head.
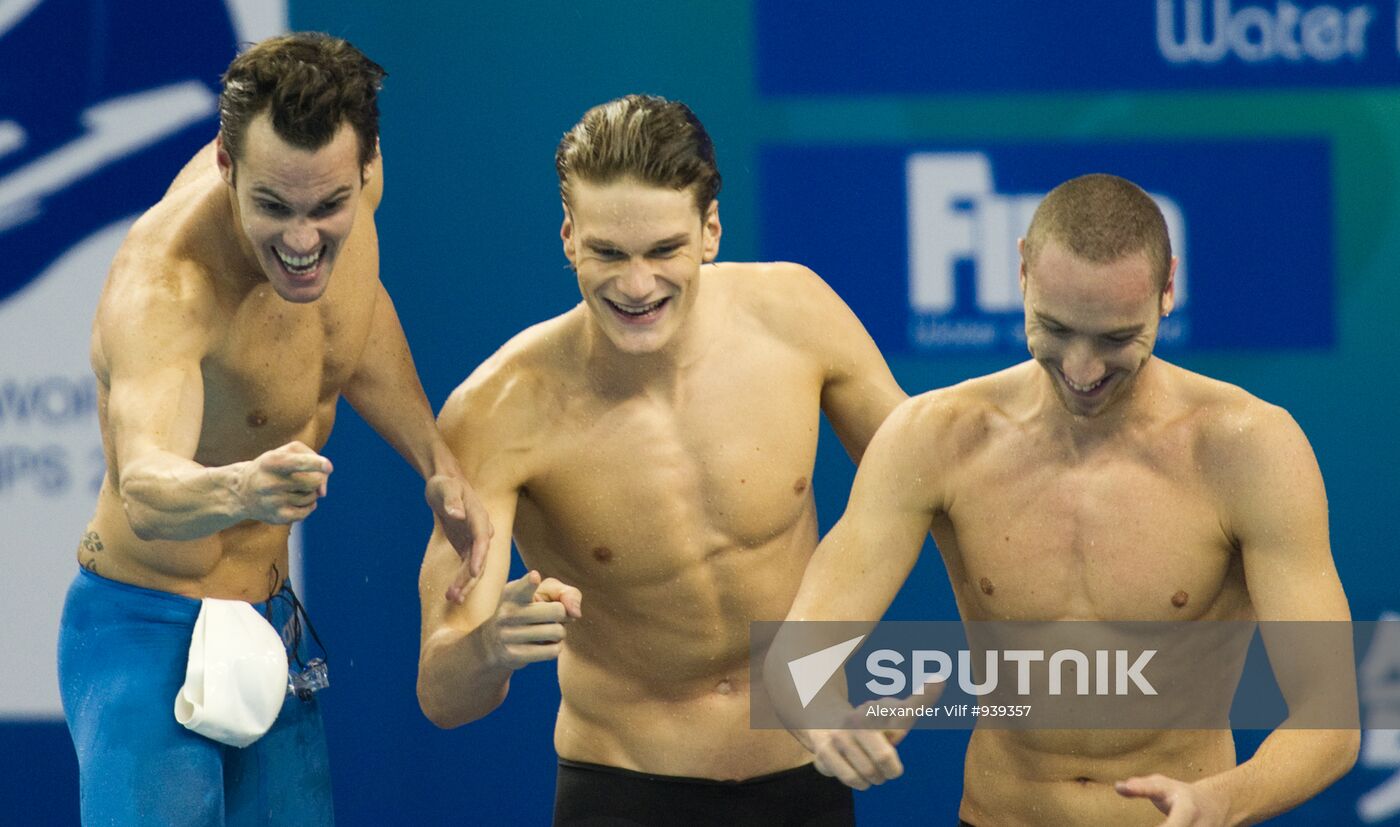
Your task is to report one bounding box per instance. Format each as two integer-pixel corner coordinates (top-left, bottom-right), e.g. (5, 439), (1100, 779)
(776, 173), (1357, 826)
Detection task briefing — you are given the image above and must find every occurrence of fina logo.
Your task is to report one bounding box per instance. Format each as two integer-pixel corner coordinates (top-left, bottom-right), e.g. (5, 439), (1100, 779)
(905, 153), (1188, 349)
(1156, 0), (1378, 64)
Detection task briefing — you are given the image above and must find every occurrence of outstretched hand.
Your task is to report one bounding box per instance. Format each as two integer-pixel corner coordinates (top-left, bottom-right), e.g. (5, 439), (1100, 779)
(237, 441), (333, 524)
(804, 701), (912, 791)
(1116, 774), (1229, 826)
(425, 474), (494, 602)
(483, 571), (583, 670)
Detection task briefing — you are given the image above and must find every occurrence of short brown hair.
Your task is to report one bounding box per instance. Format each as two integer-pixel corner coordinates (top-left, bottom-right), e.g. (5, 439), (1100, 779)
(1023, 173), (1172, 291)
(219, 32), (386, 172)
(555, 95), (721, 215)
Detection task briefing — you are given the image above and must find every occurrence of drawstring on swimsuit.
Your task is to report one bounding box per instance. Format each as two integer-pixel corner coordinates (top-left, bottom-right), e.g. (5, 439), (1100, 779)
(264, 566), (331, 700)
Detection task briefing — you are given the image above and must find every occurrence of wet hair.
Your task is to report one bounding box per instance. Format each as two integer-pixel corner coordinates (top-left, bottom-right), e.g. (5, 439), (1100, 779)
(556, 94), (721, 215)
(1023, 173), (1172, 291)
(219, 32), (386, 173)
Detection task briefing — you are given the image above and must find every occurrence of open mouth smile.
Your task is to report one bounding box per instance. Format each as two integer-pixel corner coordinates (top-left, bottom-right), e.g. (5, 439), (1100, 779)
(604, 297), (669, 322)
(1060, 370), (1110, 396)
(273, 245), (326, 278)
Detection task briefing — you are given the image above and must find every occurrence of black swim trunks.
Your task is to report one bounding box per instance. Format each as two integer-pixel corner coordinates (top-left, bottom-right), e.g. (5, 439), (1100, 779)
(552, 758), (855, 826)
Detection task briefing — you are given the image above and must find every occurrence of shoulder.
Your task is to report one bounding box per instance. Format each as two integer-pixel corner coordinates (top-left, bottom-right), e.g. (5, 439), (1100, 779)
(1172, 365), (1301, 450)
(438, 310), (580, 456)
(1164, 364), (1315, 486)
(722, 260), (848, 317)
(717, 260), (868, 347)
(875, 367), (1018, 462)
(97, 198), (220, 344)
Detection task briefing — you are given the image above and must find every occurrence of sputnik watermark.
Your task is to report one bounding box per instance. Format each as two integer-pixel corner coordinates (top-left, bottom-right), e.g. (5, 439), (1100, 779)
(752, 620), (1365, 730)
(787, 637), (1157, 710)
(864, 648), (1157, 697)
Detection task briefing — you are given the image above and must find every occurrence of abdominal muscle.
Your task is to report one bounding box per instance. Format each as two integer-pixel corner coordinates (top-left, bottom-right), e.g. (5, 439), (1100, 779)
(961, 728), (1235, 826)
(79, 477), (292, 603)
(554, 646), (811, 780)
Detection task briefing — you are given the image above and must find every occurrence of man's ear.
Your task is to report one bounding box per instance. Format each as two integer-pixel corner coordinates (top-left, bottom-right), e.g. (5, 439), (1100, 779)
(1160, 256), (1179, 316)
(701, 199), (721, 263)
(561, 202), (576, 265)
(1017, 237), (1028, 295)
(215, 135), (235, 186)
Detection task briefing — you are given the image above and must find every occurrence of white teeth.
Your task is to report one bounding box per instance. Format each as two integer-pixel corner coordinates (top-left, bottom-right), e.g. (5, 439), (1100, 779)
(1065, 376), (1105, 393)
(275, 247), (322, 272)
(612, 298), (665, 316)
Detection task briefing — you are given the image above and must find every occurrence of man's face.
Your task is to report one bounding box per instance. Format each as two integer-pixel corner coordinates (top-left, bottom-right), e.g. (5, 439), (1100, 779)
(561, 177), (720, 355)
(1020, 237), (1175, 418)
(218, 113), (363, 303)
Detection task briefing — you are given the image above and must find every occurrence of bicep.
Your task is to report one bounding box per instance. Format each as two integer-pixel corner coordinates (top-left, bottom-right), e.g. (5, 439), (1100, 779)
(791, 406), (937, 622)
(345, 283), (412, 396)
(1231, 410), (1348, 622)
(343, 284), (433, 441)
(1228, 412), (1356, 722)
(809, 277), (904, 461)
(99, 295), (210, 473)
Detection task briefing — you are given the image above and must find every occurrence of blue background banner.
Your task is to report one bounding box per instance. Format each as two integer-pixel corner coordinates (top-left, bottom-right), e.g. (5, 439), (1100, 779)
(760, 139), (1334, 354)
(757, 0), (1400, 95)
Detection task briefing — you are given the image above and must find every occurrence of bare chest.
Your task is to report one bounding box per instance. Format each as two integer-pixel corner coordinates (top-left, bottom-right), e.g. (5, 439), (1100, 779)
(197, 286), (373, 463)
(940, 433), (1242, 621)
(516, 358), (824, 588)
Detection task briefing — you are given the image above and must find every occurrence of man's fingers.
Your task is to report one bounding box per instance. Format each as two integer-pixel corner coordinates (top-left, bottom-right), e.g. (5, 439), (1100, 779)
(1115, 775), (1162, 799)
(271, 502), (316, 524)
(501, 571), (542, 606)
(502, 600), (568, 625)
(283, 442), (331, 475)
(498, 622), (566, 645)
(464, 499), (492, 575)
(816, 745), (870, 791)
(535, 578), (583, 618)
(445, 557), (479, 604)
(859, 731), (904, 781)
(1116, 776), (1175, 814)
(285, 490), (319, 508)
(833, 737), (881, 787)
(468, 532), (489, 579)
(504, 642), (562, 665)
(441, 487), (466, 520)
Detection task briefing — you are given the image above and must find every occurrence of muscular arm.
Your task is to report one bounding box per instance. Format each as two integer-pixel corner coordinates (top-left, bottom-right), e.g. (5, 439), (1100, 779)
(102, 262), (326, 540)
(417, 371), (577, 727)
(1207, 406), (1356, 822)
(343, 281), (491, 571)
(343, 283), (456, 480)
(417, 473), (519, 726)
(789, 265), (906, 461)
(762, 398), (947, 786)
(786, 398), (940, 624)
(1122, 404), (1358, 824)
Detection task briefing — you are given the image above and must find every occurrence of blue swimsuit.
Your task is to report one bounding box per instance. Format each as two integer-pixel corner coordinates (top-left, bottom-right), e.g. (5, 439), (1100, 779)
(58, 568), (334, 826)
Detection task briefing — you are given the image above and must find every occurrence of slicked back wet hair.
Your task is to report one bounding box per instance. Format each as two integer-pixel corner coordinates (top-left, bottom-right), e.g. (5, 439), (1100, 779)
(556, 94), (722, 216)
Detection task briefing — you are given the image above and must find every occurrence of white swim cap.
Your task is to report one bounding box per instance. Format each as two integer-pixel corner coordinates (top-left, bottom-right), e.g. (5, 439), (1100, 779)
(173, 598), (289, 748)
